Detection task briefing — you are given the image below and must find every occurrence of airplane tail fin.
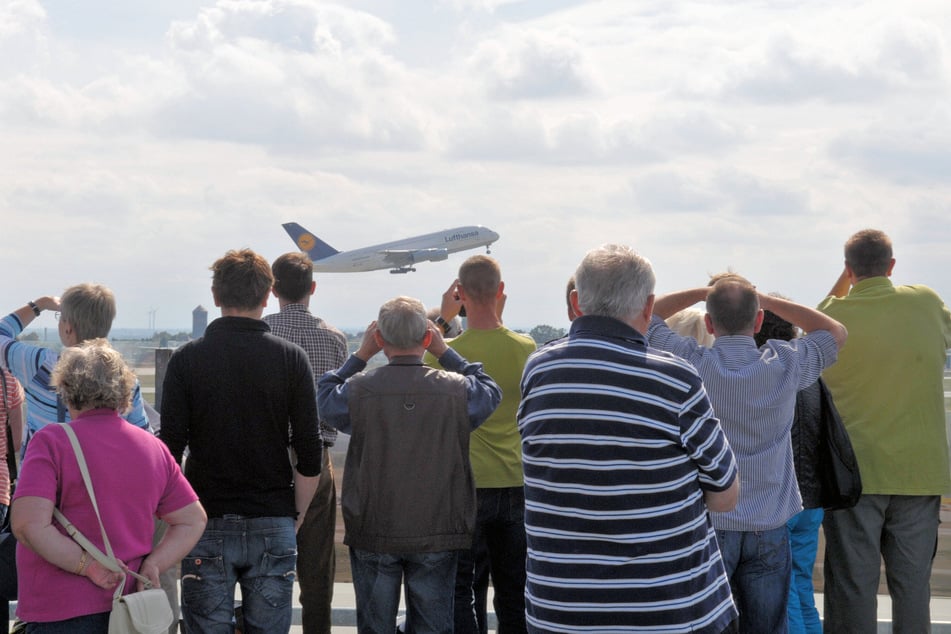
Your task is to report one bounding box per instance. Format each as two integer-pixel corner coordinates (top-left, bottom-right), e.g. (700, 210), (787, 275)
(282, 222), (339, 260)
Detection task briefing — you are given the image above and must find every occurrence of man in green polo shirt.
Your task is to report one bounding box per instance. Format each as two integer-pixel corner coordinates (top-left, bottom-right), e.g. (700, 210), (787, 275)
(819, 229), (951, 633)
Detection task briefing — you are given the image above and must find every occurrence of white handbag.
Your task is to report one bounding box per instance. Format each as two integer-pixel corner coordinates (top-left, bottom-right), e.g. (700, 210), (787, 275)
(53, 423), (173, 634)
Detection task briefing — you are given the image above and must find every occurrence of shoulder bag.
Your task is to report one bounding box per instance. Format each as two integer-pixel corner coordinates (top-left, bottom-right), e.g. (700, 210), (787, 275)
(53, 423), (173, 634)
(816, 378), (863, 510)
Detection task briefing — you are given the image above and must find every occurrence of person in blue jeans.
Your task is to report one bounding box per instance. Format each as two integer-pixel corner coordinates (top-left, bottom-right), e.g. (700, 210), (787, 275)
(755, 308), (826, 634)
(318, 296), (501, 634)
(647, 275), (846, 633)
(160, 249), (323, 634)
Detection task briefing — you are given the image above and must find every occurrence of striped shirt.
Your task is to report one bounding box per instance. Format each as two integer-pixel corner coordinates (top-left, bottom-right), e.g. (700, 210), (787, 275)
(0, 313), (149, 441)
(1, 369), (23, 505)
(264, 304), (348, 446)
(647, 315), (838, 531)
(518, 315), (738, 633)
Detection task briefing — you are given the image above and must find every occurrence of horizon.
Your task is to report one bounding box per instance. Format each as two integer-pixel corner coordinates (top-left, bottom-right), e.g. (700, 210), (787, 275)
(3, 0), (950, 331)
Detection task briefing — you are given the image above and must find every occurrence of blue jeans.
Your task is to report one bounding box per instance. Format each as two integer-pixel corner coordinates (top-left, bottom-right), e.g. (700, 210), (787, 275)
(349, 548), (459, 634)
(25, 612), (110, 633)
(454, 487), (527, 634)
(787, 508), (823, 634)
(181, 515), (297, 634)
(716, 526), (791, 634)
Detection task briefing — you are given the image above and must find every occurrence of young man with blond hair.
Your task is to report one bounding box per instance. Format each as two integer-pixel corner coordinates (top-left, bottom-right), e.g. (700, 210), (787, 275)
(435, 255), (536, 634)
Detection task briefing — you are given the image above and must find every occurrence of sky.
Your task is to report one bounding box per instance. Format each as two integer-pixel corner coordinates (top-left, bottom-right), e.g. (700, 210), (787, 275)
(3, 0), (951, 333)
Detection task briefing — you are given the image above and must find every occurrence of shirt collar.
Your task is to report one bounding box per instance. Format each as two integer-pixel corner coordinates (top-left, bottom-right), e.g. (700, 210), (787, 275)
(849, 276), (893, 295)
(388, 354), (424, 366)
(569, 315), (646, 345)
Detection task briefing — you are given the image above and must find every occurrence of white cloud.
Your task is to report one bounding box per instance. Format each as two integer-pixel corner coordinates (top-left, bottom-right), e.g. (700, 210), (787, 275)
(715, 19), (948, 104)
(468, 26), (596, 99)
(829, 111), (951, 185)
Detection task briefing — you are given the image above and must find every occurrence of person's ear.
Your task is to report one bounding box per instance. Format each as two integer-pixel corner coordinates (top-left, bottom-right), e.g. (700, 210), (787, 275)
(641, 294), (655, 323)
(704, 313), (715, 335)
(570, 289), (583, 317)
(373, 330), (386, 347)
(753, 309), (765, 334)
(309, 281), (317, 296)
(886, 258), (896, 277)
(422, 330), (433, 348)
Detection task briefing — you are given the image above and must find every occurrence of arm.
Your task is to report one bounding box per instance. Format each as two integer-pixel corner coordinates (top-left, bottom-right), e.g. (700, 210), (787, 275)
(652, 288), (709, 320)
(137, 501), (207, 590)
(827, 268), (851, 299)
(158, 354), (189, 463)
(3, 373), (24, 452)
(12, 496), (124, 590)
(293, 472), (319, 534)
(1, 297), (61, 339)
(759, 293), (847, 350)
(646, 315), (706, 363)
(705, 478), (739, 513)
(316, 324), (374, 435)
(439, 279), (464, 321)
(427, 324), (502, 429)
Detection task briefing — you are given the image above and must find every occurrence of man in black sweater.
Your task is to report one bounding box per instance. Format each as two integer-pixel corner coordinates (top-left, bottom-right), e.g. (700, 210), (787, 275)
(161, 248), (321, 634)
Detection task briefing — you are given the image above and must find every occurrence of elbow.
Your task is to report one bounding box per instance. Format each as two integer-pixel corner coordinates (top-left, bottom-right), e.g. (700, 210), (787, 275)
(705, 479), (740, 513)
(834, 324), (848, 350)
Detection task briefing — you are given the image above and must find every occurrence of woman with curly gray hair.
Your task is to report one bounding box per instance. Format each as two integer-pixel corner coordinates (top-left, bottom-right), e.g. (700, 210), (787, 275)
(11, 339), (206, 633)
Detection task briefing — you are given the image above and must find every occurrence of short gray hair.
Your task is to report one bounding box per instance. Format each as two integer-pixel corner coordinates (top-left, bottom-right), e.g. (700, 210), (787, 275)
(51, 338), (135, 414)
(574, 244), (655, 322)
(378, 296), (429, 349)
(60, 284), (117, 343)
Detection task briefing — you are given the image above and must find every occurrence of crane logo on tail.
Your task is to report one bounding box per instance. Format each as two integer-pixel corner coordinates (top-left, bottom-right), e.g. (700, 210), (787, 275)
(297, 233), (317, 252)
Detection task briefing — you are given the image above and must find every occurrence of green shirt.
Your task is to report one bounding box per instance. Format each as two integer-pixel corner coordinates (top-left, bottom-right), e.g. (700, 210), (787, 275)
(818, 277), (951, 495)
(428, 326), (536, 488)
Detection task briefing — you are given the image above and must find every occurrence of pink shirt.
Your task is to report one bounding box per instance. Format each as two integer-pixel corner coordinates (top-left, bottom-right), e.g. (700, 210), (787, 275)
(14, 409), (198, 622)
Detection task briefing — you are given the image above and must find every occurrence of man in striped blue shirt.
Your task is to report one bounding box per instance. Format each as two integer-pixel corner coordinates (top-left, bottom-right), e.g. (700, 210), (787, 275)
(518, 245), (740, 634)
(647, 275), (847, 634)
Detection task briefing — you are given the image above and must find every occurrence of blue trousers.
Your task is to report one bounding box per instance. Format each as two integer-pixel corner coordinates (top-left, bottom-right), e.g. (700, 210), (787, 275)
(181, 515), (297, 634)
(786, 508), (823, 634)
(25, 612), (109, 634)
(350, 548), (459, 634)
(716, 526), (791, 634)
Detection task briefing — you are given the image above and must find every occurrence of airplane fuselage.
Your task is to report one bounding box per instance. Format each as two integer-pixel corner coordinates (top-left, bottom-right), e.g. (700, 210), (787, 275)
(310, 225), (498, 273)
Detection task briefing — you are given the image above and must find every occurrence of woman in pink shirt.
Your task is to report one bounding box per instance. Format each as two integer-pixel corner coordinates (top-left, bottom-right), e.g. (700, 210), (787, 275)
(12, 339), (207, 633)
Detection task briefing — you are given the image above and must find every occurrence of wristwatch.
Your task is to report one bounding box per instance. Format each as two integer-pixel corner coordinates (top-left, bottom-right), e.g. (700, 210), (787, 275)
(27, 301), (41, 317)
(434, 315), (451, 335)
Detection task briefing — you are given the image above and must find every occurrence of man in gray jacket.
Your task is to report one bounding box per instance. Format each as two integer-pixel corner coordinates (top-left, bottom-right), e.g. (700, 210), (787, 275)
(318, 296), (501, 634)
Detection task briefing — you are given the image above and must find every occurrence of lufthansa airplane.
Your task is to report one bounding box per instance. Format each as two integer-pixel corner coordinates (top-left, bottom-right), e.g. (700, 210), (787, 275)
(282, 222), (500, 274)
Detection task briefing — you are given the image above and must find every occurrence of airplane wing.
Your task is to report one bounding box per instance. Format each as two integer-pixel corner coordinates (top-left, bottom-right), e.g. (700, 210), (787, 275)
(380, 248), (449, 267)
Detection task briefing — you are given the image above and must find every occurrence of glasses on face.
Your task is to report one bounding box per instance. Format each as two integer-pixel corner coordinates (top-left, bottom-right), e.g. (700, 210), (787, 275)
(54, 312), (60, 321)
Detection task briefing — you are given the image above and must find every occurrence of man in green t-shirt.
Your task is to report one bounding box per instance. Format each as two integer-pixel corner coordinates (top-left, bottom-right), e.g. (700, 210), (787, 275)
(432, 256), (536, 634)
(819, 229), (951, 633)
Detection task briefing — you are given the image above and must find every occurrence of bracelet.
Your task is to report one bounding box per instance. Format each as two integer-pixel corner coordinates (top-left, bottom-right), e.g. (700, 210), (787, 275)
(434, 315), (451, 335)
(27, 301), (41, 317)
(75, 550), (89, 576)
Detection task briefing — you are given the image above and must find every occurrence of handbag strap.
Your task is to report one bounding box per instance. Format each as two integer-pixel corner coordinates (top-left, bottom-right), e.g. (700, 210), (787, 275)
(53, 424), (152, 591)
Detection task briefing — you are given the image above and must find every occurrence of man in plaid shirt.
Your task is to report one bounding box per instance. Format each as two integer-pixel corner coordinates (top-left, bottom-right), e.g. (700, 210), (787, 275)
(265, 252), (348, 634)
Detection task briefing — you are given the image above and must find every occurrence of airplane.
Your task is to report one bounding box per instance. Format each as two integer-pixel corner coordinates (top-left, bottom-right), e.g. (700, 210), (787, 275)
(282, 222), (500, 274)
